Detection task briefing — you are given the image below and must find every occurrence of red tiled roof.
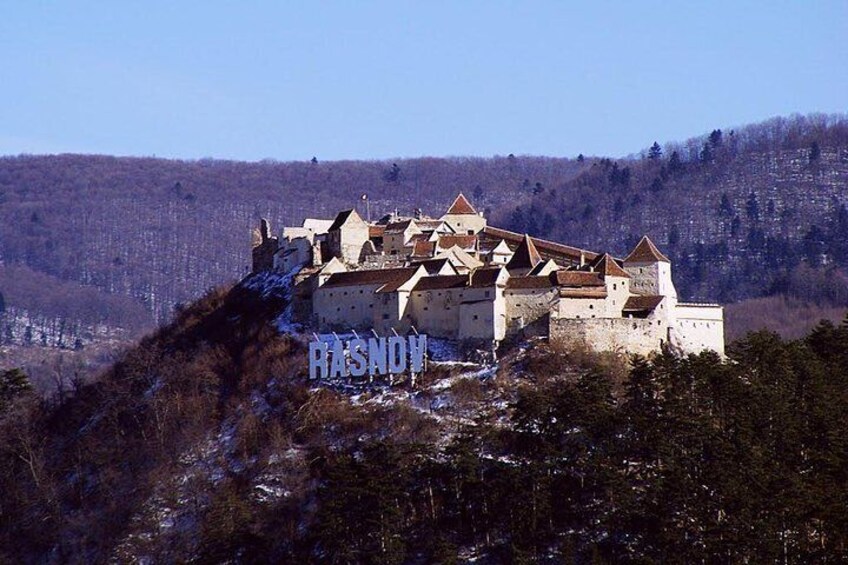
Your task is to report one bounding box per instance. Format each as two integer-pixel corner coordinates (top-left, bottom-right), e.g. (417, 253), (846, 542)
(322, 267), (417, 289)
(368, 225), (385, 238)
(482, 226), (599, 263)
(411, 240), (436, 258)
(414, 219), (445, 230)
(437, 234), (477, 250)
(385, 219), (416, 233)
(469, 267), (504, 288)
(623, 295), (664, 311)
(559, 289), (608, 299)
(413, 275), (469, 291)
(506, 235), (542, 270)
(551, 271), (605, 287)
(445, 193), (477, 215)
(506, 276), (553, 289)
(411, 257), (454, 274)
(590, 253), (631, 278)
(624, 236), (670, 263)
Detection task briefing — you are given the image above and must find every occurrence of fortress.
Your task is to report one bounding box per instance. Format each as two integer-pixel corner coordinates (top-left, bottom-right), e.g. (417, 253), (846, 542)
(252, 194), (724, 356)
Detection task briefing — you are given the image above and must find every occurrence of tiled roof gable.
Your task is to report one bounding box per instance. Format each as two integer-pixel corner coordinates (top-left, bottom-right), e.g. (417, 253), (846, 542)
(552, 271), (605, 287)
(445, 193), (477, 215)
(624, 236), (670, 263)
(591, 253), (631, 278)
(506, 234), (543, 270)
(623, 295), (664, 311)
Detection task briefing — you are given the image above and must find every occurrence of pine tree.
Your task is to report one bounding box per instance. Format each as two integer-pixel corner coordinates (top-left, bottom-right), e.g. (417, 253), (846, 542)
(0, 368), (31, 411)
(648, 142), (663, 160)
(809, 141), (821, 162)
(668, 151), (683, 174)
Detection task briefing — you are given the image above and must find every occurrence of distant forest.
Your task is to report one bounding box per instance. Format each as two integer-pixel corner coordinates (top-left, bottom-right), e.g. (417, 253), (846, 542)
(499, 114), (848, 305)
(1, 113), (847, 364)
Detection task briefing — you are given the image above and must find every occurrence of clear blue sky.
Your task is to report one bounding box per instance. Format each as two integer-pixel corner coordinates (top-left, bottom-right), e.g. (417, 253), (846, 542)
(1, 1), (845, 161)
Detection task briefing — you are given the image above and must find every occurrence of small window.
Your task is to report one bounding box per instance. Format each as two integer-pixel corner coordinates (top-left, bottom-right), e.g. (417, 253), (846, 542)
(359, 290), (363, 294)
(343, 291), (348, 296)
(369, 304), (373, 308)
(613, 283), (617, 290)
(382, 313), (389, 320)
(336, 307), (340, 312)
(351, 305), (355, 310)
(423, 307), (429, 311)
(589, 304), (594, 310)
(473, 315), (479, 320)
(329, 292), (333, 297)
(485, 290), (491, 298)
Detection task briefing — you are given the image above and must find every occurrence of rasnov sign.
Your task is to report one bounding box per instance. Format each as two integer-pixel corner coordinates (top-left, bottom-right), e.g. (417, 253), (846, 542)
(309, 335), (427, 380)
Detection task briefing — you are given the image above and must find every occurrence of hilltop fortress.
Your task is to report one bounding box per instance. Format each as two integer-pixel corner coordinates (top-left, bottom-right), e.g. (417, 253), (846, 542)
(252, 194), (724, 356)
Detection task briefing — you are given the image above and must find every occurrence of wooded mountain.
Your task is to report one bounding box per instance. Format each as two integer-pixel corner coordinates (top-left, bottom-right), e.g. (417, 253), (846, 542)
(1, 113), (846, 384)
(500, 114), (848, 305)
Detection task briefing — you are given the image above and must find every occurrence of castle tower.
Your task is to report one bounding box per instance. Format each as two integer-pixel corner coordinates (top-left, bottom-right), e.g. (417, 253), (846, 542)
(326, 209), (370, 264)
(251, 218), (279, 273)
(623, 236), (677, 301)
(440, 193), (487, 234)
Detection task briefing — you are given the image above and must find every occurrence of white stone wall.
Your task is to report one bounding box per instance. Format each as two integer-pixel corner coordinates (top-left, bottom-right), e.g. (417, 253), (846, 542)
(505, 288), (557, 332)
(556, 296), (608, 319)
(339, 223), (370, 264)
(671, 304), (725, 355)
(604, 276), (631, 316)
(550, 317), (668, 356)
(273, 237), (312, 272)
(624, 262), (678, 300)
(408, 288), (463, 338)
(459, 300), (497, 340)
(314, 283), (382, 330)
(624, 262), (660, 295)
(442, 213), (487, 234)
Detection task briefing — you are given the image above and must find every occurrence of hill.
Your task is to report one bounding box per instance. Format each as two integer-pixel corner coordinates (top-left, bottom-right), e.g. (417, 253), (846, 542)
(498, 113), (848, 305)
(1, 113), (847, 379)
(1, 274), (847, 562)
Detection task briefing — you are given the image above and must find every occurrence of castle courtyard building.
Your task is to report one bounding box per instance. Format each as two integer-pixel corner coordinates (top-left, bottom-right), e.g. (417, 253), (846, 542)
(254, 194), (725, 355)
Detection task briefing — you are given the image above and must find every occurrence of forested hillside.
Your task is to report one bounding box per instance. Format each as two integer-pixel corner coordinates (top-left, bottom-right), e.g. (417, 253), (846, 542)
(1, 113), (847, 382)
(2, 274), (846, 562)
(501, 113), (848, 305)
(0, 153), (582, 326)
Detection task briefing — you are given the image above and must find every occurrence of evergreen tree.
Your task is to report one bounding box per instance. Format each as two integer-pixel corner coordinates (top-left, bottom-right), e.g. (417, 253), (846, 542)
(709, 129), (723, 147)
(700, 142), (714, 163)
(668, 151), (683, 173)
(648, 142), (663, 160)
(809, 141), (821, 162)
(746, 192), (760, 221)
(0, 368), (31, 411)
(719, 192), (734, 217)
